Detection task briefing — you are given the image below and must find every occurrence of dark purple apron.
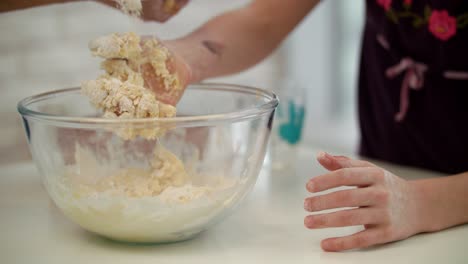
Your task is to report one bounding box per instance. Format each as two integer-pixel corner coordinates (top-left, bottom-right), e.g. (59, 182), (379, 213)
(359, 0), (468, 173)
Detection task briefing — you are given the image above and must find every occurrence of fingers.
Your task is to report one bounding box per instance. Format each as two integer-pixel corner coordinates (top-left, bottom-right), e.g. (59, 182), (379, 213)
(306, 167), (385, 193)
(142, 0), (190, 22)
(141, 40), (189, 105)
(305, 153), (400, 252)
(141, 62), (182, 106)
(317, 151), (376, 171)
(304, 187), (386, 212)
(304, 208), (384, 229)
(321, 228), (388, 252)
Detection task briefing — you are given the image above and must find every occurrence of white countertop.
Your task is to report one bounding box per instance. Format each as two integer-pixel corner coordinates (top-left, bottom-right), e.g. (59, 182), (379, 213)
(1, 147), (467, 263)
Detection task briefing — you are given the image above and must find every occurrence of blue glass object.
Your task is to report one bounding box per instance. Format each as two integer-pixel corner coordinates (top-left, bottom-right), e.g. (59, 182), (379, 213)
(278, 100), (305, 145)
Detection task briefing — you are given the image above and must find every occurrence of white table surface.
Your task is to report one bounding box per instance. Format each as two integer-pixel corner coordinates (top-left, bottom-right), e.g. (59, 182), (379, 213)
(1, 147), (468, 264)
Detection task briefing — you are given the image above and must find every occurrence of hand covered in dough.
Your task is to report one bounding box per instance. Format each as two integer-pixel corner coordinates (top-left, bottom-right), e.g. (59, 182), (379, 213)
(304, 152), (425, 252)
(97, 0), (190, 22)
(88, 32), (191, 105)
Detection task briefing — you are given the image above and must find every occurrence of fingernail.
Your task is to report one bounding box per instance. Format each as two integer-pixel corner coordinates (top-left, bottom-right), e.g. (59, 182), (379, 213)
(323, 152), (335, 160)
(317, 151), (329, 161)
(304, 199), (309, 210)
(306, 181), (314, 192)
(304, 216), (313, 228)
(317, 151), (335, 167)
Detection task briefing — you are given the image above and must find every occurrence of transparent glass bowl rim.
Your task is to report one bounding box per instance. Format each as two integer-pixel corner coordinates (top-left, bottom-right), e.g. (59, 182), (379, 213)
(17, 83), (279, 127)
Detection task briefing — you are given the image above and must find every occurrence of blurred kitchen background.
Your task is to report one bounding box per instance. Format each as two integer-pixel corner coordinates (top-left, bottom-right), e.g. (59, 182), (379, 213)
(0, 0), (364, 165)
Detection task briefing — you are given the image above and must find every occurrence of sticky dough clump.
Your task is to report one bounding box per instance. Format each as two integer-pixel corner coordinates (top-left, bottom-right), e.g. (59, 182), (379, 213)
(81, 32), (180, 139)
(113, 0), (143, 17)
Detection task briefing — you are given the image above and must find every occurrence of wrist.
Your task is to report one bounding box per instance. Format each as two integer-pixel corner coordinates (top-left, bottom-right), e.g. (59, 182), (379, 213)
(162, 39), (196, 86)
(408, 179), (438, 233)
(165, 37), (221, 84)
(409, 176), (468, 233)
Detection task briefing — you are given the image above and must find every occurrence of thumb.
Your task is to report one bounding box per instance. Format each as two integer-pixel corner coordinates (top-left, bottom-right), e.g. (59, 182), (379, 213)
(316, 151), (376, 171)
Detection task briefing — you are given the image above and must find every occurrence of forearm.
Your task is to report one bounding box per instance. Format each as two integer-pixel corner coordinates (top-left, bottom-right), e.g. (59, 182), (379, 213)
(0, 0), (78, 12)
(411, 172), (468, 232)
(167, 0), (320, 83)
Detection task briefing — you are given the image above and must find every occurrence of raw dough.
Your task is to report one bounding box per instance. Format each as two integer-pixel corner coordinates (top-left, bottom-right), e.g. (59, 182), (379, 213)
(87, 32), (181, 93)
(72, 145), (188, 197)
(48, 146), (237, 242)
(112, 0), (184, 19)
(64, 32), (238, 242)
(82, 32), (179, 139)
(80, 31), (187, 194)
(113, 0), (142, 17)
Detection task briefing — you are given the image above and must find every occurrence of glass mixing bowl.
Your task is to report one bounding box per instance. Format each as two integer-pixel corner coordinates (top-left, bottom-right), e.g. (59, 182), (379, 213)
(18, 83), (278, 243)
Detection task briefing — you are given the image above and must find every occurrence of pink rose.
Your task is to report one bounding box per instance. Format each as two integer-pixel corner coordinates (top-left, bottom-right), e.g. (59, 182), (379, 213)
(403, 0), (412, 5)
(377, 0), (392, 11)
(428, 10), (457, 41)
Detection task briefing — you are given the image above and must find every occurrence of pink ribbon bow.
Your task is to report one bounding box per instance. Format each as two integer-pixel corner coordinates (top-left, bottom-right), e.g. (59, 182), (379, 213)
(377, 34), (468, 122)
(385, 58), (428, 122)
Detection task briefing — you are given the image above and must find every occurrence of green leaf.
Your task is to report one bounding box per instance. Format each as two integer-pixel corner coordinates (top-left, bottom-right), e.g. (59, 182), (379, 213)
(424, 5), (431, 22)
(386, 9), (399, 24)
(457, 13), (468, 23)
(458, 18), (468, 29)
(413, 17), (424, 28)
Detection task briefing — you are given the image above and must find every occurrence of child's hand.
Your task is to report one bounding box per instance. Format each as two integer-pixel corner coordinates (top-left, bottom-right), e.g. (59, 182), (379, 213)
(304, 152), (424, 251)
(89, 33), (192, 106)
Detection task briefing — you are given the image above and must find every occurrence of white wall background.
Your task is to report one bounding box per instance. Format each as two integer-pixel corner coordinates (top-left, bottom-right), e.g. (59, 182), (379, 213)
(0, 0), (364, 164)
(282, 0), (364, 153)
